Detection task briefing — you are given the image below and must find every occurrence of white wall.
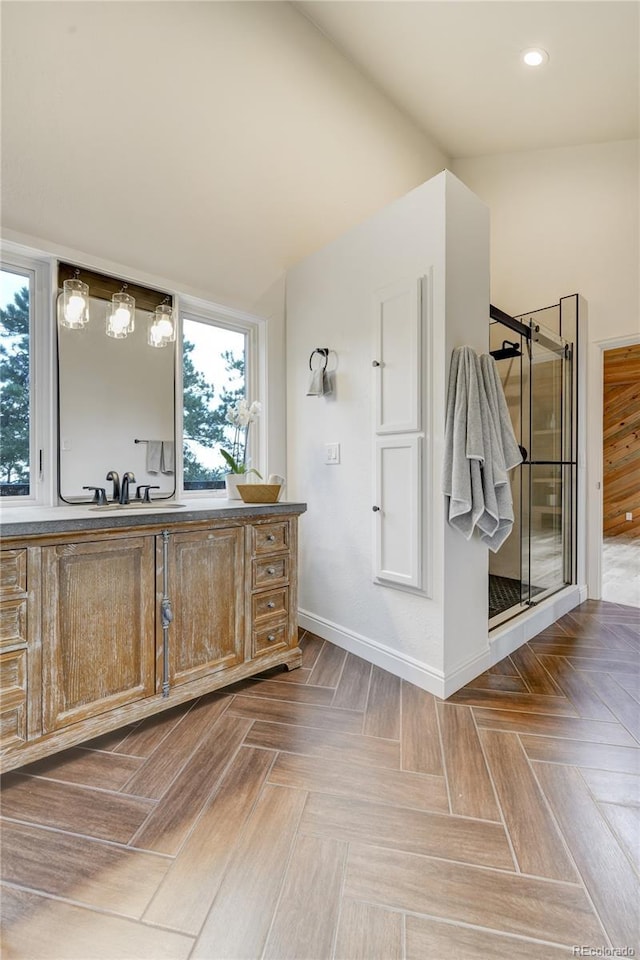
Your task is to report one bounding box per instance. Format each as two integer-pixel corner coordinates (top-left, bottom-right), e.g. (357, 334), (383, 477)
(286, 171), (490, 695)
(453, 139), (640, 596)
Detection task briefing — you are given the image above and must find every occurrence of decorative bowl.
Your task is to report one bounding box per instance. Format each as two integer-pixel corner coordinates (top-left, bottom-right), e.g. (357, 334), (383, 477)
(236, 483), (282, 503)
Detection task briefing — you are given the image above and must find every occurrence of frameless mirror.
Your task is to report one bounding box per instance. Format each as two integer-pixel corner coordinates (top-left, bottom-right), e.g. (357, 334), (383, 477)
(58, 295), (175, 503)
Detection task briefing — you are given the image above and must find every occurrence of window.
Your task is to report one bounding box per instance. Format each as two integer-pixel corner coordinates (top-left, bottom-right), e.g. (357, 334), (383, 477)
(0, 252), (51, 504)
(182, 311), (259, 492)
(1, 264), (34, 498)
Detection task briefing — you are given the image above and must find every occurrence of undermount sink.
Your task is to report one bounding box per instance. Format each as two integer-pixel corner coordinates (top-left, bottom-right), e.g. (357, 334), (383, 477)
(89, 502), (186, 512)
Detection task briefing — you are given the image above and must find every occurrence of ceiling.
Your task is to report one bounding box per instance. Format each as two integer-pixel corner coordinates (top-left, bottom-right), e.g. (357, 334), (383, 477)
(1, 2), (637, 312)
(296, 1), (640, 158)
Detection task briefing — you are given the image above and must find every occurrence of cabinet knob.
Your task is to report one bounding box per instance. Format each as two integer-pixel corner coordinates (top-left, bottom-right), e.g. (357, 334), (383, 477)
(372, 360), (380, 367)
(266, 567), (276, 575)
(267, 634), (277, 643)
(372, 505), (381, 512)
(266, 534), (276, 542)
(267, 601), (276, 609)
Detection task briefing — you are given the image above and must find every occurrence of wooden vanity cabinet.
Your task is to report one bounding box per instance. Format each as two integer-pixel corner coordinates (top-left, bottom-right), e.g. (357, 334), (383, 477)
(0, 508), (303, 772)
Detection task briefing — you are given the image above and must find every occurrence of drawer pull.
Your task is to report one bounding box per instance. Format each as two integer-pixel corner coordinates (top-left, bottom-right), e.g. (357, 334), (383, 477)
(266, 534), (276, 542)
(267, 601), (276, 609)
(266, 567), (276, 575)
(267, 634), (277, 643)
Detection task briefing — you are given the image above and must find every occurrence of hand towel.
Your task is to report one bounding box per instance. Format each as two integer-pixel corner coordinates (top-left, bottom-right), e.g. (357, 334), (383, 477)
(480, 354), (522, 472)
(146, 441), (162, 474)
(479, 354), (523, 552)
(442, 345), (523, 550)
(161, 441), (175, 475)
(442, 346), (488, 539)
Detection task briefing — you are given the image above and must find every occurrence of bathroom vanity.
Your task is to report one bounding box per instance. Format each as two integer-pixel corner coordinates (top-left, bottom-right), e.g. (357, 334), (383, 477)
(0, 500), (306, 772)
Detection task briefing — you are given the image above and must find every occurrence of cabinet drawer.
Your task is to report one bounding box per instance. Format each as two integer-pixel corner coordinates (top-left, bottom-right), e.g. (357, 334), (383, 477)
(1, 648), (27, 695)
(0, 550), (27, 599)
(252, 620), (288, 657)
(252, 588), (289, 625)
(0, 598), (27, 649)
(0, 649), (27, 750)
(252, 521), (289, 557)
(252, 556), (289, 590)
(1, 699), (27, 750)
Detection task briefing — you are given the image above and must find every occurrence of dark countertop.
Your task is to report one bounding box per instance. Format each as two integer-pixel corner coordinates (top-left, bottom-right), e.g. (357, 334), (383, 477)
(0, 498), (307, 539)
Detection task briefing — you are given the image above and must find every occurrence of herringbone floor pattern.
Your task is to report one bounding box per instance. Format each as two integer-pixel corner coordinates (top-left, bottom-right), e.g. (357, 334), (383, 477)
(1, 599), (639, 959)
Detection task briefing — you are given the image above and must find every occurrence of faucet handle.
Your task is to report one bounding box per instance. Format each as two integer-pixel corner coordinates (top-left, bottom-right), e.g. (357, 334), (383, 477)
(135, 484), (160, 502)
(83, 486), (108, 506)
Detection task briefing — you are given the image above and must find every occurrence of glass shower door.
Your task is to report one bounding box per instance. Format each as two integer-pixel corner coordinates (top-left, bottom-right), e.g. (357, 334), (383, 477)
(521, 322), (573, 606)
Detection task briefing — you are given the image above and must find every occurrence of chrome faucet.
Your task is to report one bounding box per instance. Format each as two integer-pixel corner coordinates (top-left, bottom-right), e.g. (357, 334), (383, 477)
(106, 470), (120, 503)
(119, 471), (136, 505)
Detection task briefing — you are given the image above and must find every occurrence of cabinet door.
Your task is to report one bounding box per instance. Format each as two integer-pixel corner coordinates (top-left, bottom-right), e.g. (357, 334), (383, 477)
(167, 527), (244, 686)
(374, 435), (422, 588)
(373, 278), (422, 434)
(42, 537), (156, 732)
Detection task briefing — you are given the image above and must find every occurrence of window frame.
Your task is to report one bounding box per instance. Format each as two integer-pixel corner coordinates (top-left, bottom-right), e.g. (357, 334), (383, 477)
(177, 296), (266, 500)
(0, 249), (54, 506)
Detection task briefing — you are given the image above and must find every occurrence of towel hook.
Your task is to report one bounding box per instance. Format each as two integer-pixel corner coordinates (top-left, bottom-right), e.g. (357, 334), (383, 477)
(309, 347), (329, 371)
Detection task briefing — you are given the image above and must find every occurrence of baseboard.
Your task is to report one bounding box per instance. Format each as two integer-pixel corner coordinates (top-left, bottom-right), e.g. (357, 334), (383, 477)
(300, 585), (586, 700)
(442, 648), (492, 699)
(489, 584), (585, 665)
(297, 609), (446, 698)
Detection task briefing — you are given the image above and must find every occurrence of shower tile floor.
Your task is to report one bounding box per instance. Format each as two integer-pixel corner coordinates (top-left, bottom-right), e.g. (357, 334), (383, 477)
(488, 575), (545, 619)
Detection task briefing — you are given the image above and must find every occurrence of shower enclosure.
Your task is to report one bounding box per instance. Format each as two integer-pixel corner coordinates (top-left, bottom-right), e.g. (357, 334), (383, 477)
(488, 296), (579, 626)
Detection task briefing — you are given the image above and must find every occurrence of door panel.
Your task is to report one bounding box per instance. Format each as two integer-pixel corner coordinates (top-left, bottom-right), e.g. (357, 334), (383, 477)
(167, 527), (244, 686)
(374, 435), (421, 588)
(373, 279), (421, 434)
(43, 537), (156, 732)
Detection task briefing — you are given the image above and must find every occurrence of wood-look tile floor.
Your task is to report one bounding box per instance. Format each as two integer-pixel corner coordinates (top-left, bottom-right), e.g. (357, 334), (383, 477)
(2, 599), (639, 959)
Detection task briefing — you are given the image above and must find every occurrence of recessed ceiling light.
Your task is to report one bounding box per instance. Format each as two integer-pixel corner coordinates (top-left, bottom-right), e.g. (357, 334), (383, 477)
(522, 48), (549, 67)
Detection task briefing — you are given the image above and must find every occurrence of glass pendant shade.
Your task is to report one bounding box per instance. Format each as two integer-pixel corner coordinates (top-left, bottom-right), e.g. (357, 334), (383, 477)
(147, 302), (176, 348)
(106, 291), (135, 339)
(148, 318), (167, 348)
(58, 278), (90, 328)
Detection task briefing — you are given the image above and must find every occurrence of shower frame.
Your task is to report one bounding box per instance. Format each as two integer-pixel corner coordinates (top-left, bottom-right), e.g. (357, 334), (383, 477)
(488, 299), (578, 627)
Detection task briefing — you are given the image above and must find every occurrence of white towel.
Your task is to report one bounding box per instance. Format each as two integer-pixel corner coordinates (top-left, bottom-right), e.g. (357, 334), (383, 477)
(479, 355), (523, 552)
(481, 354), (522, 471)
(442, 346), (522, 552)
(442, 346), (487, 539)
(146, 441), (162, 474)
(161, 441), (175, 475)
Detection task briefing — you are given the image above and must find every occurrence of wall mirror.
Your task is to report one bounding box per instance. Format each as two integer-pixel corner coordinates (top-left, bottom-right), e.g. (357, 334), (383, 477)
(57, 263), (176, 503)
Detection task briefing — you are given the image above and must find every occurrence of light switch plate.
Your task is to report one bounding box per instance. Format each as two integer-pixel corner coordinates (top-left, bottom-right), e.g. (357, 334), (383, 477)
(325, 443), (340, 464)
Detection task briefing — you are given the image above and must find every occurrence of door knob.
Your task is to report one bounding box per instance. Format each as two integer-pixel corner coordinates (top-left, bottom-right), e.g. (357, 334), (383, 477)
(372, 505), (381, 512)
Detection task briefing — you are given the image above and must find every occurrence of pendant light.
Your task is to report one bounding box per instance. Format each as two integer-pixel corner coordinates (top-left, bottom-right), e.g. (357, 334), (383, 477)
(57, 270), (90, 328)
(106, 284), (135, 339)
(148, 297), (176, 348)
